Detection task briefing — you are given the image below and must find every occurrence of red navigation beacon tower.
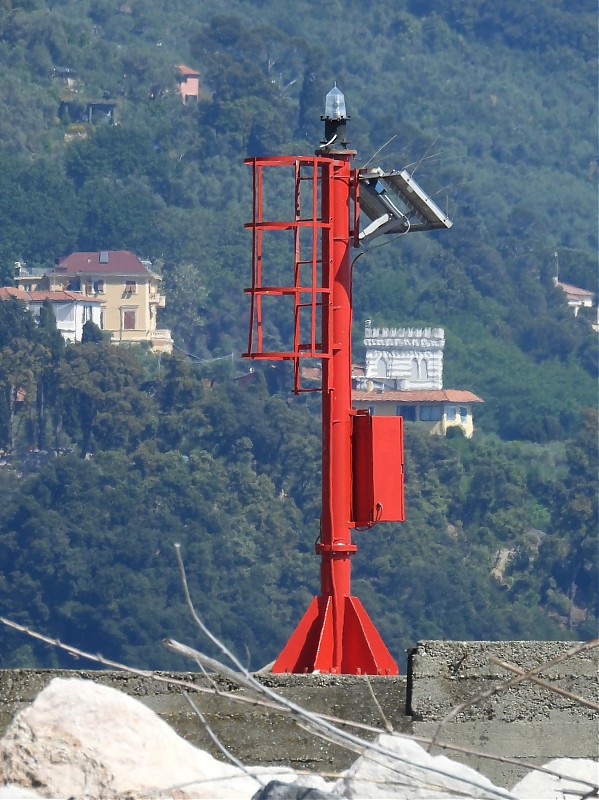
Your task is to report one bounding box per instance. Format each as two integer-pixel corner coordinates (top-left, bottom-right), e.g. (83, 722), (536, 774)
(243, 86), (452, 675)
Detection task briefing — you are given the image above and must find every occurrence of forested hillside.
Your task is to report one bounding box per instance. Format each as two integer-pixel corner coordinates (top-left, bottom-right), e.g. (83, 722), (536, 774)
(0, 0), (596, 669)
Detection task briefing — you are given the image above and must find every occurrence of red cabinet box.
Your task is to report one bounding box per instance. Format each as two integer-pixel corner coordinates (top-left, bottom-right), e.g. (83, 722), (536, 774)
(352, 413), (404, 527)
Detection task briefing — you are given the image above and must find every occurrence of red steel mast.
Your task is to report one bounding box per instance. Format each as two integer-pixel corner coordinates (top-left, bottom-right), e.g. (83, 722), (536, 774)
(267, 147), (399, 675)
(244, 86), (450, 674)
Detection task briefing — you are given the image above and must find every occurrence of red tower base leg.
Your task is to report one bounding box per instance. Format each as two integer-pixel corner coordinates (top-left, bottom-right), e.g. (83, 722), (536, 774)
(271, 595), (399, 675)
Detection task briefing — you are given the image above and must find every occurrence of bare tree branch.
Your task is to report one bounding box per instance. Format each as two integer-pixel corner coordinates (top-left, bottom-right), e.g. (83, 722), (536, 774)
(490, 656), (599, 712)
(1, 614), (597, 794)
(168, 544), (519, 800)
(363, 673), (394, 733)
(428, 638), (599, 751)
(164, 636), (519, 799)
(0, 614), (278, 710)
(182, 691), (265, 788)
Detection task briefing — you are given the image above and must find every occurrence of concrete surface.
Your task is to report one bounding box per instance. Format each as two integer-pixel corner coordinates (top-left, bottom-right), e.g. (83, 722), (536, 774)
(0, 640), (596, 790)
(0, 670), (409, 775)
(409, 640), (598, 788)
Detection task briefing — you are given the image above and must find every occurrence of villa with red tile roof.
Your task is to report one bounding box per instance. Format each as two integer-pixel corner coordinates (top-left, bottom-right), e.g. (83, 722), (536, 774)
(352, 324), (483, 438)
(13, 251), (173, 352)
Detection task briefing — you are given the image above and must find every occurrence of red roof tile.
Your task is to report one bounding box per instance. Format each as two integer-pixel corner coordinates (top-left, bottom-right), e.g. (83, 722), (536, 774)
(556, 281), (594, 299)
(352, 389), (483, 403)
(29, 290), (102, 304)
(175, 65), (200, 77)
(0, 287), (29, 301)
(300, 366), (322, 381)
(0, 287), (102, 304)
(55, 251), (152, 276)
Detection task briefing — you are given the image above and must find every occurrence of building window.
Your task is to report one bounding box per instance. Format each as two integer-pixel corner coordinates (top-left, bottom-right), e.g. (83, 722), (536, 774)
(460, 406), (468, 421)
(397, 405), (416, 421)
(446, 406), (456, 422)
(125, 280), (137, 294)
(410, 358), (419, 381)
(420, 405), (442, 421)
(85, 280), (93, 295)
(94, 279), (104, 294)
(421, 359), (429, 379)
(123, 310), (136, 330)
(376, 357), (386, 378)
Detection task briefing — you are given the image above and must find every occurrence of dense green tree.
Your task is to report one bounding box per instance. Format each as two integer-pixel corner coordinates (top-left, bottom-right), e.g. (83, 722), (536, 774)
(81, 319), (104, 343)
(160, 262), (208, 353)
(0, 337), (48, 449)
(0, 297), (36, 347)
(0, 156), (80, 278)
(0, 299), (48, 449)
(65, 125), (169, 192)
(36, 299), (65, 450)
(537, 409), (598, 635)
(58, 343), (156, 457)
(76, 176), (165, 253)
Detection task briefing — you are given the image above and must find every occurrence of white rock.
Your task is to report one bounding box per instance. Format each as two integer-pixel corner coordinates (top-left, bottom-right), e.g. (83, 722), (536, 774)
(0, 786), (43, 798)
(511, 758), (599, 799)
(332, 733), (513, 799)
(0, 677), (300, 799)
(294, 774), (334, 792)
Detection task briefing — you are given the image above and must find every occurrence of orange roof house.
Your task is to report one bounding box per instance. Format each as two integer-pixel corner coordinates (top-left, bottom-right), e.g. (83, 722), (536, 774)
(174, 65), (200, 104)
(352, 388), (483, 438)
(554, 279), (595, 317)
(0, 287), (29, 301)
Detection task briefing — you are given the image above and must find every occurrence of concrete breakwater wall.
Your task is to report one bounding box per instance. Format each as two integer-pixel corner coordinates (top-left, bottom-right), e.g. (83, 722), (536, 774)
(0, 640), (596, 790)
(0, 670), (411, 776)
(408, 640), (598, 788)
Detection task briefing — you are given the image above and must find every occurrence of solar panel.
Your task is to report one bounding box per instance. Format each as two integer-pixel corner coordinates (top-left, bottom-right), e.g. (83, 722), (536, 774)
(358, 168), (452, 242)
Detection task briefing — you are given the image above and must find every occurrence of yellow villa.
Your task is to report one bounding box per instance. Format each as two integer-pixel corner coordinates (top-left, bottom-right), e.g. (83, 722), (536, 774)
(18, 251), (173, 352)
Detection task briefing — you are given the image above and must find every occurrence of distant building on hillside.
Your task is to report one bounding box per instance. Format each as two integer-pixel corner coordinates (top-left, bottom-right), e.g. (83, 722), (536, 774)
(13, 262), (46, 293)
(553, 277), (595, 318)
(0, 286), (102, 343)
(174, 65), (200, 103)
(352, 323), (483, 438)
(363, 325), (445, 388)
(58, 98), (117, 126)
(52, 66), (79, 91)
(85, 100), (117, 125)
(13, 251), (173, 353)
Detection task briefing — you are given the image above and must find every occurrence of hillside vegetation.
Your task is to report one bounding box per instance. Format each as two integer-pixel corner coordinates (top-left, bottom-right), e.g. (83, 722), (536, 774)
(0, 0), (596, 669)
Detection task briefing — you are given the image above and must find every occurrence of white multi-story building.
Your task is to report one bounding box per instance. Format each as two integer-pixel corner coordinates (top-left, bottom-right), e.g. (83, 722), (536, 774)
(363, 325), (445, 389)
(353, 323), (483, 438)
(0, 287), (102, 343)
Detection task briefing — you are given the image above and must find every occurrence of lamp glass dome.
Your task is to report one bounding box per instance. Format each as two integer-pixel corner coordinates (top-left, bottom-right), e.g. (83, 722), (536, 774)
(324, 84), (347, 120)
